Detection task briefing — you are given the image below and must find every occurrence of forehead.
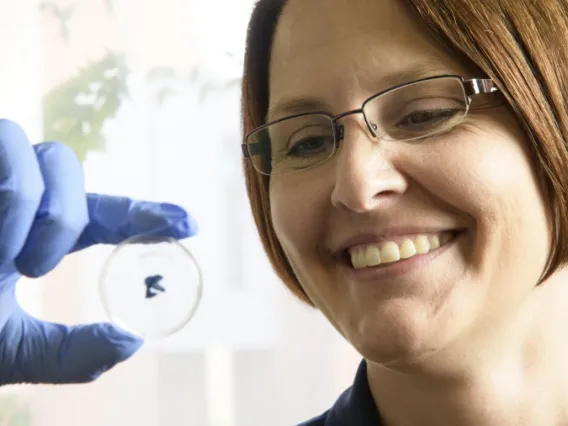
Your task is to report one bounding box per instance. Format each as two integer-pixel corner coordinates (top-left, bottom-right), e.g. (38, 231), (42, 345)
(268, 0), (470, 118)
(273, 0), (424, 59)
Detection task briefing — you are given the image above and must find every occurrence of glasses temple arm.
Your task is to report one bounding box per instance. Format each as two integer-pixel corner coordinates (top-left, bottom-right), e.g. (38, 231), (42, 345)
(464, 78), (499, 96)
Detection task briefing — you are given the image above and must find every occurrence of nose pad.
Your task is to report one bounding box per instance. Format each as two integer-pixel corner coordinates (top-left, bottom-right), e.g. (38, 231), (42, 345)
(368, 122), (378, 136)
(335, 110), (378, 143)
(337, 124), (345, 142)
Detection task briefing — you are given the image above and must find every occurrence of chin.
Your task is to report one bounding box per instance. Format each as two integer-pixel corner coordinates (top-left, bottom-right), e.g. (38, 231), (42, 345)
(348, 302), (454, 368)
(355, 334), (444, 369)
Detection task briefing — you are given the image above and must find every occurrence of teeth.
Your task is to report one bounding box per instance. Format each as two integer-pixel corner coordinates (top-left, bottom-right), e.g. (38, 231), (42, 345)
(380, 242), (400, 263)
(366, 246), (381, 267)
(352, 247), (367, 269)
(414, 236), (430, 254)
(348, 232), (454, 269)
(429, 235), (440, 249)
(399, 239), (417, 259)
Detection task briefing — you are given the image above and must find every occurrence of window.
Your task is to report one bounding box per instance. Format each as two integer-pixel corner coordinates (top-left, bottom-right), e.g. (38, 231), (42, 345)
(0, 1), (360, 425)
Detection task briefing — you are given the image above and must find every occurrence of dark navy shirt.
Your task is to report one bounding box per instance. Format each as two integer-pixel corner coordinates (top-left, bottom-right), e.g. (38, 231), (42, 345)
(297, 360), (383, 425)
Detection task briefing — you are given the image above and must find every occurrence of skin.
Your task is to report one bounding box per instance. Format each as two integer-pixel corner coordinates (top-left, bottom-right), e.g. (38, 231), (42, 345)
(267, 0), (568, 425)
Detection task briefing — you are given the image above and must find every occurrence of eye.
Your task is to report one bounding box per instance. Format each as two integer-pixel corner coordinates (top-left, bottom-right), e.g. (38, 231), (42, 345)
(288, 136), (332, 157)
(396, 107), (463, 131)
(285, 123), (335, 158)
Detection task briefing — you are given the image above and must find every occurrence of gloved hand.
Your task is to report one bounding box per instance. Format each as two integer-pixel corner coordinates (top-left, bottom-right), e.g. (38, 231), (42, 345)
(0, 119), (198, 385)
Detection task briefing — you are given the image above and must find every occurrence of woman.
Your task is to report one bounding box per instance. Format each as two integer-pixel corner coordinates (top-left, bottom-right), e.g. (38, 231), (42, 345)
(1, 0), (568, 424)
(241, 0), (568, 424)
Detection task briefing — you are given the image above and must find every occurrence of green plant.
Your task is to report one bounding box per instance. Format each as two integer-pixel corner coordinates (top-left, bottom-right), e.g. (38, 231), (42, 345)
(42, 51), (130, 163)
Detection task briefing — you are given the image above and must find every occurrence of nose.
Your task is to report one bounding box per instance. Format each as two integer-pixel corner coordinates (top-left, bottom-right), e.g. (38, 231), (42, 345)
(331, 124), (408, 213)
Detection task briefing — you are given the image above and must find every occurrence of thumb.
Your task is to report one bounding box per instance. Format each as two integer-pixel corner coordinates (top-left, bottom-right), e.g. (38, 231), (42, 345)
(50, 322), (144, 384)
(7, 313), (143, 384)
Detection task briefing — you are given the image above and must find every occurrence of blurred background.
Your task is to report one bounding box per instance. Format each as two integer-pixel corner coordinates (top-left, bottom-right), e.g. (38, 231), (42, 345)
(0, 0), (360, 425)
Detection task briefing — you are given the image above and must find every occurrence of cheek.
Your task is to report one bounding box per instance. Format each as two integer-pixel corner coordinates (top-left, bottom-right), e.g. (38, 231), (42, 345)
(269, 177), (330, 264)
(270, 176), (346, 327)
(410, 123), (543, 218)
(406, 123), (550, 277)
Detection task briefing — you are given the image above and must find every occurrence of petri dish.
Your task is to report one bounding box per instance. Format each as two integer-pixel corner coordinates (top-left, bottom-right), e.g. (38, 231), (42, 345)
(98, 235), (202, 339)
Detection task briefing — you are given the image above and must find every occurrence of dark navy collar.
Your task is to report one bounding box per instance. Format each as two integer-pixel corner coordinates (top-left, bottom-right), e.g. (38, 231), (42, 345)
(325, 359), (383, 425)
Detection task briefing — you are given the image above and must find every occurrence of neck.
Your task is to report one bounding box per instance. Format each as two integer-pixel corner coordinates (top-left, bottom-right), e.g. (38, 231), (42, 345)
(367, 274), (568, 426)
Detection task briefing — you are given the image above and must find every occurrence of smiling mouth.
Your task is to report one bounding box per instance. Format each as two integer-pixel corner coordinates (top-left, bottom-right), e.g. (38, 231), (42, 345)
(343, 230), (462, 270)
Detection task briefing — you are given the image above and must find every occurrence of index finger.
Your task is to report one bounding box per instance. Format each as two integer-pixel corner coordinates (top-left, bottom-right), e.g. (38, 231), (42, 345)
(71, 194), (198, 252)
(0, 120), (44, 264)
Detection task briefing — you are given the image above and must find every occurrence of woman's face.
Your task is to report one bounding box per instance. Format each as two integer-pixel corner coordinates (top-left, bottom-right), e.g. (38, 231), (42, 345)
(268, 0), (551, 365)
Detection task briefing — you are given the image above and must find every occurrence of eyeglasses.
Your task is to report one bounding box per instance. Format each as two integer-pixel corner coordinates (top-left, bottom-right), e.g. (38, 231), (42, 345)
(242, 74), (499, 176)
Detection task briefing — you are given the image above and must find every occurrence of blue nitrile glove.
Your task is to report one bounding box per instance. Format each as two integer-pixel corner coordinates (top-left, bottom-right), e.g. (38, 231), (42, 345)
(0, 119), (198, 385)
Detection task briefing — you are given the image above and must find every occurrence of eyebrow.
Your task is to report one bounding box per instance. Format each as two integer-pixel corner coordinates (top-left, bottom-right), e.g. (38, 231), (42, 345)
(266, 61), (452, 122)
(267, 98), (329, 121)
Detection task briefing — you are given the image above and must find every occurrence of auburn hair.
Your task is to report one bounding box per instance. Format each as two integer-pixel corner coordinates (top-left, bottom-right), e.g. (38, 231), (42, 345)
(241, 0), (568, 306)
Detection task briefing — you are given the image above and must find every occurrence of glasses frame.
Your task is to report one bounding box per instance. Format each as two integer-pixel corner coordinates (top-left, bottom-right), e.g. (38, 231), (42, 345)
(242, 74), (499, 175)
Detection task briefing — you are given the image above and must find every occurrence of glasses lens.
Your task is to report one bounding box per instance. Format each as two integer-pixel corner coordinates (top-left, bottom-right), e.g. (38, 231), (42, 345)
(364, 77), (468, 142)
(246, 114), (336, 175)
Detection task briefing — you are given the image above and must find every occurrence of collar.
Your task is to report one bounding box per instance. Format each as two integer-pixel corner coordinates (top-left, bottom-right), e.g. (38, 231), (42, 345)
(325, 359), (383, 425)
